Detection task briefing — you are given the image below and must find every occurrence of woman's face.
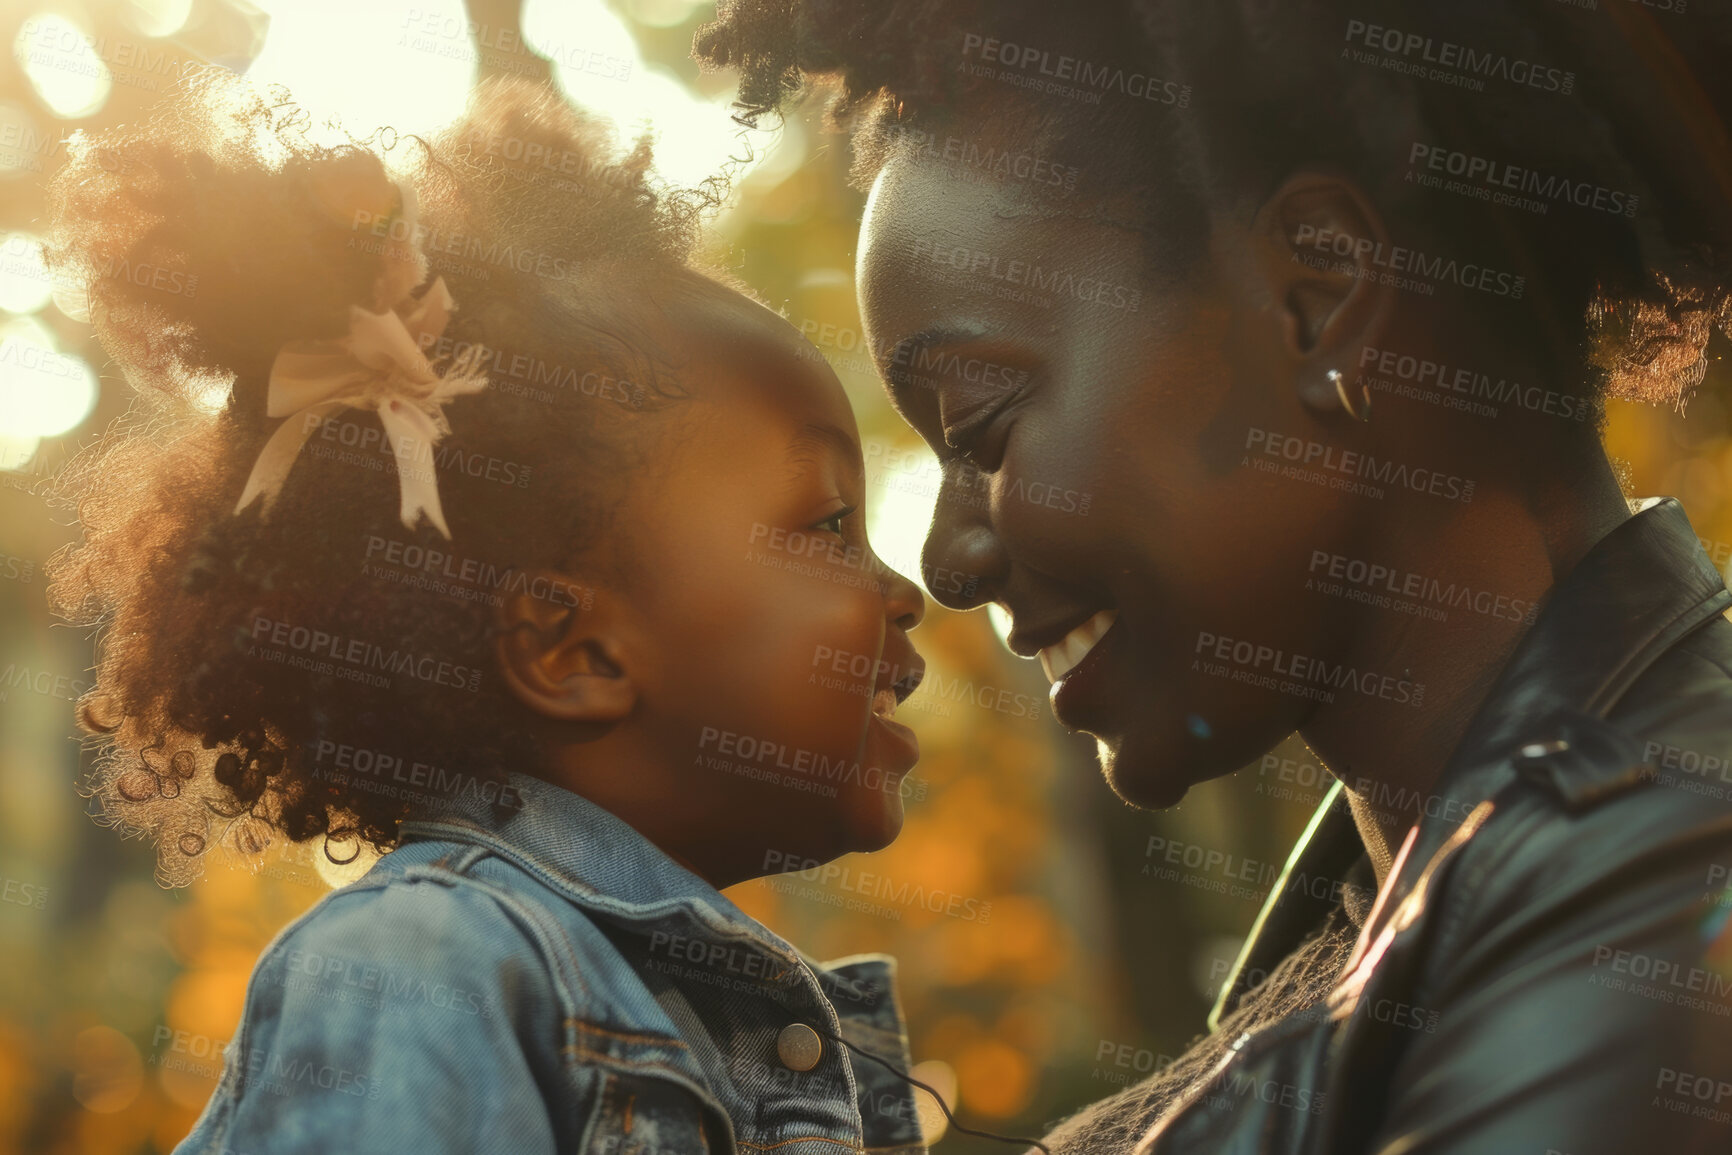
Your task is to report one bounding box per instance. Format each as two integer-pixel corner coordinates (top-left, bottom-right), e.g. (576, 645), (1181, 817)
(856, 144), (1380, 808)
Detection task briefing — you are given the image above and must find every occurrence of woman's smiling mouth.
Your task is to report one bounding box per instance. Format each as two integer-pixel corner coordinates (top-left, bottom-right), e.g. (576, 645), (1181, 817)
(1039, 609), (1119, 683)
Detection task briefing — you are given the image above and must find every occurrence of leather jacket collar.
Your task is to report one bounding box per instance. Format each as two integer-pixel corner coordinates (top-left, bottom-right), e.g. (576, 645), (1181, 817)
(1212, 496), (1732, 1026)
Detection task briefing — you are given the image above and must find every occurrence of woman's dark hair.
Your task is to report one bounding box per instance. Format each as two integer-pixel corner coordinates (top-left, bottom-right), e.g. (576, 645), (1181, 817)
(696, 0), (1732, 417)
(44, 69), (720, 884)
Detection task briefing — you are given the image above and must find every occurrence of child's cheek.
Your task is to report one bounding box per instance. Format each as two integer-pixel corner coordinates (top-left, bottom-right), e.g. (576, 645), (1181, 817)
(684, 592), (870, 772)
(783, 595), (888, 759)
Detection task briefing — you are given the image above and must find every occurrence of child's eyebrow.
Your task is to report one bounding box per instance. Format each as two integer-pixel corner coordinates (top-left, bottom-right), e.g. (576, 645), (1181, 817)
(785, 422), (864, 479)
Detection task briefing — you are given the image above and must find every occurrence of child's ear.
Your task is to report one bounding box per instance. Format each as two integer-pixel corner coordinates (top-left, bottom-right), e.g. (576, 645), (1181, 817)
(493, 571), (635, 724)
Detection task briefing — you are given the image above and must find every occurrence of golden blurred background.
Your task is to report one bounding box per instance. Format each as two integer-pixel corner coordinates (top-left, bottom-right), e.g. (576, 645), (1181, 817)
(0, 2), (1729, 1152)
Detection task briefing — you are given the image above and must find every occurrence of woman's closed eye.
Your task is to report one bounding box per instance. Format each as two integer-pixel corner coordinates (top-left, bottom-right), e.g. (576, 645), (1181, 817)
(943, 408), (1003, 462)
(882, 341), (1038, 472)
(941, 393), (1021, 471)
(933, 372), (1032, 471)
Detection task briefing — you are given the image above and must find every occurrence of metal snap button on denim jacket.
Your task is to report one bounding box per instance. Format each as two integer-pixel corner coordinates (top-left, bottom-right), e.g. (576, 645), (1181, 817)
(174, 772), (928, 1155)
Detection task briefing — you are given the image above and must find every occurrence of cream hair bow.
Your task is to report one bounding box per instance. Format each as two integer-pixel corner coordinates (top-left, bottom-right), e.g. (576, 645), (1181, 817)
(232, 275), (490, 539)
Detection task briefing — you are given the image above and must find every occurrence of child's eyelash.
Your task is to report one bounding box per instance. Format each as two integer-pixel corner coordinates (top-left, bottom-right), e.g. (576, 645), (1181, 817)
(816, 506), (856, 535)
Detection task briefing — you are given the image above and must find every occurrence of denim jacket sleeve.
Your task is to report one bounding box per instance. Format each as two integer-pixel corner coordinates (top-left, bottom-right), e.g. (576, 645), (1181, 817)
(174, 862), (592, 1155)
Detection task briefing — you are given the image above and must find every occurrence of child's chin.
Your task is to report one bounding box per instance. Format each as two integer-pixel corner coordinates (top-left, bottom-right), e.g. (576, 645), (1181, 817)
(834, 790), (907, 856)
(761, 791), (905, 872)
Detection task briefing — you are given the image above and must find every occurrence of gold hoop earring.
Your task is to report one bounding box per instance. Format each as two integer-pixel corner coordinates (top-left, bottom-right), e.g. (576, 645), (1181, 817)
(1329, 369), (1372, 422)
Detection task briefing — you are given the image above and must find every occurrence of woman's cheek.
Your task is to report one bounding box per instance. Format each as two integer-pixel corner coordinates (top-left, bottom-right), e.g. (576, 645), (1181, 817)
(994, 442), (1100, 555)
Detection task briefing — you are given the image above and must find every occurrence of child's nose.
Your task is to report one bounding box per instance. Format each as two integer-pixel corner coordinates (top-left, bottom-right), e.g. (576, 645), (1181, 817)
(881, 558), (925, 632)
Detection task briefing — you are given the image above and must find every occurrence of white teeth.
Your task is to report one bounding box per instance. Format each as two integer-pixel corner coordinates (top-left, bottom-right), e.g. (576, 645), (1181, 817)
(1039, 610), (1118, 684)
(871, 688), (898, 719)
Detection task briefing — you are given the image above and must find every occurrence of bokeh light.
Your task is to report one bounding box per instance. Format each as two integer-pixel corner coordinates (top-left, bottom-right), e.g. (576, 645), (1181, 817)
(14, 14), (113, 119)
(0, 100), (53, 181)
(121, 0), (194, 39)
(0, 232), (52, 313)
(866, 437), (941, 594)
(0, 316), (98, 439)
(247, 0), (473, 135)
(524, 0), (771, 189)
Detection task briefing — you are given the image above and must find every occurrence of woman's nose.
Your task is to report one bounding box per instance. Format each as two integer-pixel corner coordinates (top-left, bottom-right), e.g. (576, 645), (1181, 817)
(920, 466), (1008, 612)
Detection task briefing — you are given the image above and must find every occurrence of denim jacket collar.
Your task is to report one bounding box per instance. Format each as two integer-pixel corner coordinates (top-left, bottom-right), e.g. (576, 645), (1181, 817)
(403, 770), (743, 909)
(394, 770), (923, 1152)
(398, 771), (853, 985)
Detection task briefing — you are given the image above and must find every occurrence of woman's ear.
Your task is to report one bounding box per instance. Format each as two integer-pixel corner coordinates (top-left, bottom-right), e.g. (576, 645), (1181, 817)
(493, 571), (636, 724)
(1252, 170), (1396, 413)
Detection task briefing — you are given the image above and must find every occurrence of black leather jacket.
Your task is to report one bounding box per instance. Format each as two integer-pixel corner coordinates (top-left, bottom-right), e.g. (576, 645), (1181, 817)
(1140, 497), (1732, 1154)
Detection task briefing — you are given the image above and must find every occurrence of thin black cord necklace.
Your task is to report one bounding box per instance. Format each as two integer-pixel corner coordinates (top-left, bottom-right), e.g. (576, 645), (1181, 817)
(808, 1023), (1053, 1154)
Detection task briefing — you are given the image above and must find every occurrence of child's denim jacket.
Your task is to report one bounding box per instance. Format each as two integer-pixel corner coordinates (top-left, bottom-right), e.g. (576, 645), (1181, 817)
(175, 772), (928, 1154)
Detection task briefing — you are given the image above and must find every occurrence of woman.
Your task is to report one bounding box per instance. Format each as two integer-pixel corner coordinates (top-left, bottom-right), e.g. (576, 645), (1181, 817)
(697, 3), (1732, 1153)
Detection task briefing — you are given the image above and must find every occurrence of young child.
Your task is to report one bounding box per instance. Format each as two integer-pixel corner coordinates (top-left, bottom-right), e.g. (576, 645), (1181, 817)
(45, 71), (931, 1154)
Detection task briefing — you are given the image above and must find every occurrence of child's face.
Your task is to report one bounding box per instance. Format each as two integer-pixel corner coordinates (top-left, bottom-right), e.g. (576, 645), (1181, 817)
(565, 277), (927, 883)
